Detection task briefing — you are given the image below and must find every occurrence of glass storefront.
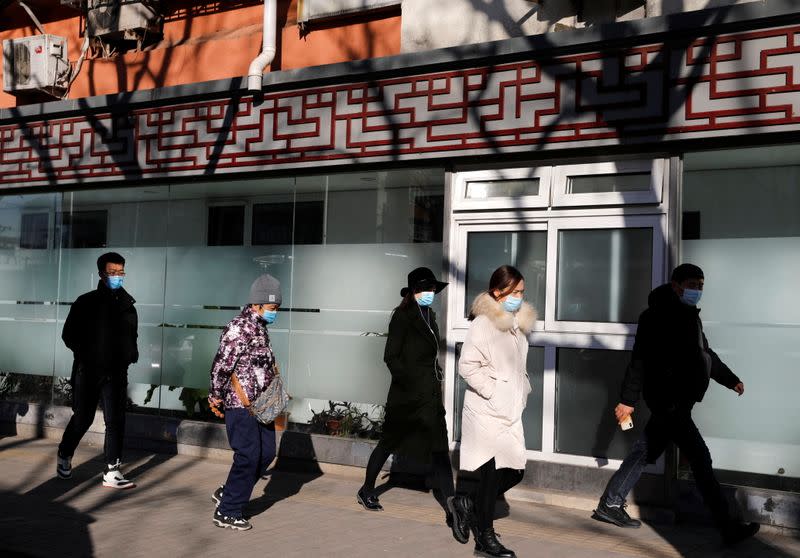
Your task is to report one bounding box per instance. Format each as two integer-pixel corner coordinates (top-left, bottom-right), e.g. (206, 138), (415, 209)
(3, 145), (797, 489)
(0, 168), (445, 427)
(682, 145), (800, 480)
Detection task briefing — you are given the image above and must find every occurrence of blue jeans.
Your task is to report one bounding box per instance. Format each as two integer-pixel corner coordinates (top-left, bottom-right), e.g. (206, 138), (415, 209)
(218, 408), (276, 518)
(602, 437), (648, 507)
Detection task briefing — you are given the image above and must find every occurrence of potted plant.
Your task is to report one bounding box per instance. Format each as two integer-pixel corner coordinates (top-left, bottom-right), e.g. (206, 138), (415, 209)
(309, 400), (347, 435)
(308, 401), (385, 438)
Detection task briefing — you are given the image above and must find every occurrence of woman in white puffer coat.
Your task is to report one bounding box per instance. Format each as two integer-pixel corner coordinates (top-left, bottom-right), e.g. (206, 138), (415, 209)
(447, 265), (536, 558)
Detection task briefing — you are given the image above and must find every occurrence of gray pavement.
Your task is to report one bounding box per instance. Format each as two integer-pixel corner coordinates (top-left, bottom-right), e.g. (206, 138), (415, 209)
(0, 435), (797, 558)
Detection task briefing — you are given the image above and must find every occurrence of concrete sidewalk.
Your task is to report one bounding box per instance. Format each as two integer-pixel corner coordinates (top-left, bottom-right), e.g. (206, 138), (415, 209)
(0, 435), (797, 558)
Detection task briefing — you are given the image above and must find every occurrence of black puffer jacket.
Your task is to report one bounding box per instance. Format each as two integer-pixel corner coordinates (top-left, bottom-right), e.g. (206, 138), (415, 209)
(62, 281), (139, 374)
(620, 284), (739, 412)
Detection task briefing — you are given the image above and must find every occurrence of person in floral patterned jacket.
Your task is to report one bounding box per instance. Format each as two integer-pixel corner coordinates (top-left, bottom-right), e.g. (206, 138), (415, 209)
(208, 274), (282, 531)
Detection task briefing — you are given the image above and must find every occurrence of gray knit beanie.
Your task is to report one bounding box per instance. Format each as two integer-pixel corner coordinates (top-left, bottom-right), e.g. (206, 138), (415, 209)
(249, 274), (282, 305)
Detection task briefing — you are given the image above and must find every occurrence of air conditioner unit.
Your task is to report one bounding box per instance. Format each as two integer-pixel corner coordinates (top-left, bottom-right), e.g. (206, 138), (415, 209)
(87, 0), (162, 46)
(2, 35), (70, 96)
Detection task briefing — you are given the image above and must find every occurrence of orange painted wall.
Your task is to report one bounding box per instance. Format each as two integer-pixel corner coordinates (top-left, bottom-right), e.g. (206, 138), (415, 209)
(0, 1), (400, 109)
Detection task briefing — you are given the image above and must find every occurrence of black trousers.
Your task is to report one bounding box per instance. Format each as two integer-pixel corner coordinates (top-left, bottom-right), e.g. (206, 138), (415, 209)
(642, 406), (732, 527)
(362, 441), (455, 509)
(59, 366), (128, 466)
(472, 458), (524, 531)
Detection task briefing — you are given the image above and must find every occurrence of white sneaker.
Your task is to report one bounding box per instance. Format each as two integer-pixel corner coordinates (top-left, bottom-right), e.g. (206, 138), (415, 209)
(56, 452), (72, 479)
(102, 461), (135, 489)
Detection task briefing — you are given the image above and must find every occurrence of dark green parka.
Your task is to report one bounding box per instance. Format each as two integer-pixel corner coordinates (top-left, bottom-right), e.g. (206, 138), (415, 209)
(381, 302), (448, 462)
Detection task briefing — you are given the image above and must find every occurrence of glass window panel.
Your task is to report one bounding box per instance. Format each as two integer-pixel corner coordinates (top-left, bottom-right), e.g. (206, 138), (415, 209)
(555, 347), (649, 459)
(682, 147), (800, 479)
(162, 169), (443, 424)
(557, 228), (651, 323)
(0, 193), (60, 405)
(207, 205), (244, 246)
(252, 202), (294, 245)
(522, 346), (545, 451)
(56, 187), (169, 414)
(57, 210), (108, 248)
(164, 180), (293, 417)
(454, 344), (544, 451)
(454, 343), (465, 439)
(289, 169), (445, 426)
(20, 213), (49, 249)
(465, 231), (546, 319)
(567, 173), (650, 194)
(412, 194), (444, 242)
(465, 179), (540, 199)
(252, 201), (324, 245)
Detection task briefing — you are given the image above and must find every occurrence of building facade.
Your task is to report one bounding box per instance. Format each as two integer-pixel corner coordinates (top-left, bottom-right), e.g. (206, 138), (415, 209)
(1, 0), (798, 530)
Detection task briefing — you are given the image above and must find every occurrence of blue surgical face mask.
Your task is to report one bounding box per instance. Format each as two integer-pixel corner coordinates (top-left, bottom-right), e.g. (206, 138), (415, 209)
(680, 288), (702, 306)
(502, 295), (523, 313)
(261, 309), (278, 324)
(106, 276), (124, 290)
(416, 291), (434, 307)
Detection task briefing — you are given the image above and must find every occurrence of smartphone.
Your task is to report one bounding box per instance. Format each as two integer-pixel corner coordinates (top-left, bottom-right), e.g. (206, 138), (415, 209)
(619, 415), (634, 431)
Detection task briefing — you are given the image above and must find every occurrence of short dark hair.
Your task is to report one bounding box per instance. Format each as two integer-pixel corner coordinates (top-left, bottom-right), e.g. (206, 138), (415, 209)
(671, 263), (704, 283)
(97, 252), (125, 274)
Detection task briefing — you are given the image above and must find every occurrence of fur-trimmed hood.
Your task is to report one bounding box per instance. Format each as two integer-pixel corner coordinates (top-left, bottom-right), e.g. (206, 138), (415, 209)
(470, 292), (537, 334)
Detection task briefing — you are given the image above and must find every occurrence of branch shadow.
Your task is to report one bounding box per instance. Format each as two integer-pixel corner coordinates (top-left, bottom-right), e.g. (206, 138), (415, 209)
(244, 430), (323, 518)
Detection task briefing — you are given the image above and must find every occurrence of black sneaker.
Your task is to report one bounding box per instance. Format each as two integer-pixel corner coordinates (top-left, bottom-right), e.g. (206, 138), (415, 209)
(592, 501), (642, 528)
(356, 487), (383, 511)
(446, 495), (471, 544)
(213, 509), (252, 531)
(722, 522), (760, 546)
(56, 452), (72, 480)
(211, 485), (223, 506)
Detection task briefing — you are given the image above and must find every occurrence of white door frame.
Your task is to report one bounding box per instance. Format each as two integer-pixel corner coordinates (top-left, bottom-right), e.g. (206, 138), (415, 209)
(445, 159), (669, 473)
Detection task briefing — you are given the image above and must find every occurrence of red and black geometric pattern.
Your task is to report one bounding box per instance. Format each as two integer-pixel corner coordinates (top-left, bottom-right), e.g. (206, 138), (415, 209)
(2, 24), (799, 187)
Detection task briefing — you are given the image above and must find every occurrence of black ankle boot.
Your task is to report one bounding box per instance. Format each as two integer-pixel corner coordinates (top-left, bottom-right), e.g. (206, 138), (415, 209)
(446, 495), (472, 544)
(474, 527), (515, 558)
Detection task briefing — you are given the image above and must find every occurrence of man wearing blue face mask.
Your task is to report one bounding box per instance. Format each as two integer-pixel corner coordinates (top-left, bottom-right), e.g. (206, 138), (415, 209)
(207, 274), (281, 531)
(592, 264), (759, 546)
(58, 252), (138, 489)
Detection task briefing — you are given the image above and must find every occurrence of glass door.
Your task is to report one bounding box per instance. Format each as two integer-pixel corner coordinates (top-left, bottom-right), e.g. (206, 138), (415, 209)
(445, 159), (670, 470)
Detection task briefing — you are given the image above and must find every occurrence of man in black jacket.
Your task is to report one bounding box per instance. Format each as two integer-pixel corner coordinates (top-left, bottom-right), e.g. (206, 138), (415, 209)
(57, 252), (138, 489)
(591, 264), (759, 545)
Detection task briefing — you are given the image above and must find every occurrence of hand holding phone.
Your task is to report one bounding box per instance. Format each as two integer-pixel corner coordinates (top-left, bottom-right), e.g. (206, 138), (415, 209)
(619, 415), (634, 431)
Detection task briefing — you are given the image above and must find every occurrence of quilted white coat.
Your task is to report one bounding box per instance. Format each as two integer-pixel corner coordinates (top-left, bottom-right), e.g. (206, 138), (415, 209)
(458, 293), (537, 471)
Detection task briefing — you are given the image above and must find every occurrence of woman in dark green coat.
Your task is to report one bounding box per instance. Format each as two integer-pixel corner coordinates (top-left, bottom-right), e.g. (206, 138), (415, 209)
(357, 267), (455, 524)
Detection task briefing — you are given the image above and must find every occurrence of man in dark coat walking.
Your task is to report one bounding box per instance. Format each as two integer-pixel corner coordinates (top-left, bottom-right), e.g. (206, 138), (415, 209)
(591, 264), (759, 546)
(57, 252), (138, 489)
